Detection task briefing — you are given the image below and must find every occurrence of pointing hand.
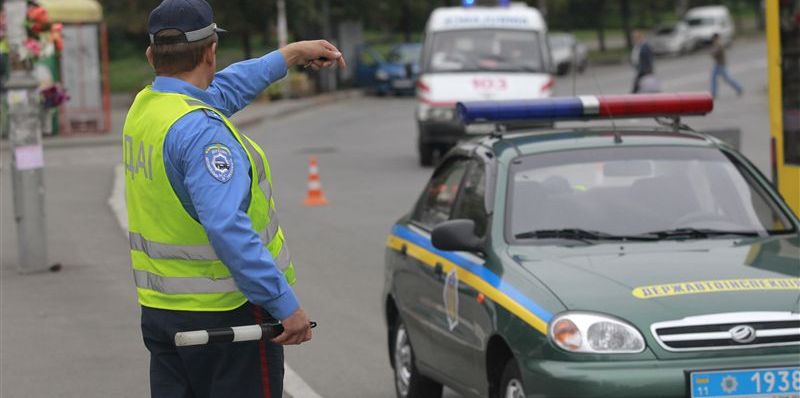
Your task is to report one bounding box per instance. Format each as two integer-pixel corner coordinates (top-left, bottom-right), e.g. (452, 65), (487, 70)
(280, 40), (347, 70)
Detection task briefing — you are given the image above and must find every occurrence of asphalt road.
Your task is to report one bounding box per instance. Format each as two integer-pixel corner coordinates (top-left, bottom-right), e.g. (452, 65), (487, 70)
(0, 37), (770, 398)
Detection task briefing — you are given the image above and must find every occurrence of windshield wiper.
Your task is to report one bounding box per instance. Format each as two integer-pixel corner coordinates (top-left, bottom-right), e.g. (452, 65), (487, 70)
(641, 228), (762, 240)
(515, 229), (659, 242)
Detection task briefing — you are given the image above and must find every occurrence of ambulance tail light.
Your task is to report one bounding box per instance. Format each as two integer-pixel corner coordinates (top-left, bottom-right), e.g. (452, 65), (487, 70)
(416, 80), (431, 94)
(457, 92), (713, 124)
(540, 77), (555, 94)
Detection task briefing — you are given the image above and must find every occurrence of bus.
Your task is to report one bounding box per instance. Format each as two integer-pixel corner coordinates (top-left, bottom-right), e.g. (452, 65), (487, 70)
(766, 0), (800, 214)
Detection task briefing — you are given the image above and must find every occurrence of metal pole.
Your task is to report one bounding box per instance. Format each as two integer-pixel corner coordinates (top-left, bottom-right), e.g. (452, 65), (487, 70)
(4, 0), (50, 274)
(276, 0), (290, 98)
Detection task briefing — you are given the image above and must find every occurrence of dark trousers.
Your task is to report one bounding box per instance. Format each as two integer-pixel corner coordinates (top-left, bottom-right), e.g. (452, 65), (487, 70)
(631, 71), (649, 94)
(141, 303), (284, 398)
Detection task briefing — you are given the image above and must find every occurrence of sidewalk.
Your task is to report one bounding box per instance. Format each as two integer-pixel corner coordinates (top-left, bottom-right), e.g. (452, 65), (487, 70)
(0, 89), (362, 151)
(0, 90), (359, 398)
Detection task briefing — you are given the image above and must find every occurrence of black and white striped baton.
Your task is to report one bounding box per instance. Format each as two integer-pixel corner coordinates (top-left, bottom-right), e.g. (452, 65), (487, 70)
(174, 321), (317, 347)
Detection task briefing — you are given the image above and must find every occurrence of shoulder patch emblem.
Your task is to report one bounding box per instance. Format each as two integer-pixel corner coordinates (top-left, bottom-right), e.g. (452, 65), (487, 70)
(204, 143), (234, 182)
(201, 108), (223, 121)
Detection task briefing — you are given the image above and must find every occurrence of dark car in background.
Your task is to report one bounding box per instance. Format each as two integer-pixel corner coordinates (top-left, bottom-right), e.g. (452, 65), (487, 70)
(355, 43), (422, 96)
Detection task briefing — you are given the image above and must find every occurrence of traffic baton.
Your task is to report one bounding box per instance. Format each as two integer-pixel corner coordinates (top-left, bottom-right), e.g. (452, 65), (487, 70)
(174, 321), (317, 347)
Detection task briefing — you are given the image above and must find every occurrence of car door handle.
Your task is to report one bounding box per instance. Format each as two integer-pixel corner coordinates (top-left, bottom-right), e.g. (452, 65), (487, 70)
(434, 263), (444, 278)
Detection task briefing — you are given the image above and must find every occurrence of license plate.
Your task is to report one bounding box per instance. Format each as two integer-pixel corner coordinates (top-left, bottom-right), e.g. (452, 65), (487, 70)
(690, 367), (800, 398)
(465, 123), (496, 135)
(392, 79), (413, 89)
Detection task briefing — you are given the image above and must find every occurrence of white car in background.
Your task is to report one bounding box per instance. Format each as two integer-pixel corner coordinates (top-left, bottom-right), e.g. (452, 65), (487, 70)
(684, 5), (735, 46)
(549, 32), (588, 75)
(650, 22), (696, 55)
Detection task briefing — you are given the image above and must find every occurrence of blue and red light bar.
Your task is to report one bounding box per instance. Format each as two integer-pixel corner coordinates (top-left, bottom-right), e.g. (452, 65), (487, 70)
(456, 92), (713, 124)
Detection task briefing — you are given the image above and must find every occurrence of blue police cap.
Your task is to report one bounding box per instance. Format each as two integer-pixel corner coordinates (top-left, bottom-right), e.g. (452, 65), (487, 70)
(148, 0), (226, 44)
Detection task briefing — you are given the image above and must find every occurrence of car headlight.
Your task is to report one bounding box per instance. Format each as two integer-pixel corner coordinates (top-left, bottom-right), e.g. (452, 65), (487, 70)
(375, 70), (390, 81)
(549, 312), (645, 353)
(429, 107), (454, 121)
(417, 103), (431, 120)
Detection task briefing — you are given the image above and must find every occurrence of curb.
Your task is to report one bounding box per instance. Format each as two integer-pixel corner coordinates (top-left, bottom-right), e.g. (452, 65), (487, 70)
(236, 89), (362, 129)
(0, 90), (363, 151)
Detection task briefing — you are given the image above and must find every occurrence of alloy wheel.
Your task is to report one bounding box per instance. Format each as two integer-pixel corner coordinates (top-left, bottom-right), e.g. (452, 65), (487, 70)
(505, 378), (526, 398)
(394, 325), (413, 397)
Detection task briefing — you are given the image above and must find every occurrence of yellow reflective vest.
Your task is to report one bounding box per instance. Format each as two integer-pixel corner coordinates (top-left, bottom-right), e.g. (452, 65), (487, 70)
(123, 87), (295, 311)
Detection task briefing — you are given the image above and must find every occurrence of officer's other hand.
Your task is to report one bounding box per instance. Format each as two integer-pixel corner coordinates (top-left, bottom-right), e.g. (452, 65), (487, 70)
(273, 307), (312, 345)
(280, 40), (347, 70)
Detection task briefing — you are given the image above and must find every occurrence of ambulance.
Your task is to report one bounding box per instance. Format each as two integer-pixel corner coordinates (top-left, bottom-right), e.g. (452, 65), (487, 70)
(415, 1), (553, 166)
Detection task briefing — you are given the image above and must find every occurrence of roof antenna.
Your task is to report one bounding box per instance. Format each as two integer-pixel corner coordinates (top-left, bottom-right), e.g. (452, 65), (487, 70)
(490, 122), (507, 139)
(571, 38), (578, 97)
(590, 70), (621, 143)
(491, 123), (523, 157)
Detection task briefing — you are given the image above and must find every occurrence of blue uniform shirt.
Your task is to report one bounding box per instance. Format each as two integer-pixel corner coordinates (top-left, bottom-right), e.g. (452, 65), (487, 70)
(155, 50), (299, 320)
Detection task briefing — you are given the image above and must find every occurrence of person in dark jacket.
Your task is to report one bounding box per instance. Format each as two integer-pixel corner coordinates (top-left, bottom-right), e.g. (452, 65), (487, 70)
(630, 30), (655, 93)
(710, 33), (743, 98)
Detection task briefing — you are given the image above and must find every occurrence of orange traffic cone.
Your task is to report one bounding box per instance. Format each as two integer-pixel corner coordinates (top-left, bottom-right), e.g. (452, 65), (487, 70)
(303, 157), (329, 206)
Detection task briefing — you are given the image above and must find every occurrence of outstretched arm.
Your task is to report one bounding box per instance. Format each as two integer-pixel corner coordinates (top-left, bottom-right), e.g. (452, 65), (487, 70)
(206, 40), (347, 117)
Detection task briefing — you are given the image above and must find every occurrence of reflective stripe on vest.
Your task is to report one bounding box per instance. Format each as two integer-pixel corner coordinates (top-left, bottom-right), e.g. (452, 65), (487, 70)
(274, 244), (291, 270)
(129, 208), (286, 268)
(240, 136), (266, 184)
(133, 269), (238, 294)
(130, 232), (217, 261)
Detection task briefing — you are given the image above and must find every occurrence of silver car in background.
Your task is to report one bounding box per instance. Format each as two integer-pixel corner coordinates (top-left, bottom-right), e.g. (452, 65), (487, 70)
(650, 22), (697, 55)
(549, 32), (588, 76)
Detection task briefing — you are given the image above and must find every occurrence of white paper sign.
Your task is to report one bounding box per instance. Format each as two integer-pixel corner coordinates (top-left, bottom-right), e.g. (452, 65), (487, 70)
(14, 145), (45, 170)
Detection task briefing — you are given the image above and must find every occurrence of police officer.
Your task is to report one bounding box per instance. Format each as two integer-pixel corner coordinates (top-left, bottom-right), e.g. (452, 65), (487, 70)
(123, 1), (345, 397)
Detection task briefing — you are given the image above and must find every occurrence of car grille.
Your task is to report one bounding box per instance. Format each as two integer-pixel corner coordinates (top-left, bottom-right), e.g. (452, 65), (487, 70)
(651, 312), (800, 352)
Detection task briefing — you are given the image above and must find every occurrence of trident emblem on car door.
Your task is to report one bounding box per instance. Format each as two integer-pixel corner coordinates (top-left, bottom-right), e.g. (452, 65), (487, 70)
(443, 269), (459, 331)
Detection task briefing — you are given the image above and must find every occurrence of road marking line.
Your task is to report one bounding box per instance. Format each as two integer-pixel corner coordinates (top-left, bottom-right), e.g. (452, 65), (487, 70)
(107, 163), (324, 398)
(284, 364), (324, 398)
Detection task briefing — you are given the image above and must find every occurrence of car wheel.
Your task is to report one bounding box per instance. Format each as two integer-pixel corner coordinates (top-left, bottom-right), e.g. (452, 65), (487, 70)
(499, 358), (525, 398)
(418, 135), (435, 167)
(392, 319), (443, 398)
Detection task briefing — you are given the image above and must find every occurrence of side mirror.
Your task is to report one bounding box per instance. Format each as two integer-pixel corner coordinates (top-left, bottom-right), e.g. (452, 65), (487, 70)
(431, 219), (484, 254)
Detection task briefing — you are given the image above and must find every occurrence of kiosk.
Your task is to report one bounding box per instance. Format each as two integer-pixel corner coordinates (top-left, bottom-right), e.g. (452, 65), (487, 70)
(39, 0), (110, 134)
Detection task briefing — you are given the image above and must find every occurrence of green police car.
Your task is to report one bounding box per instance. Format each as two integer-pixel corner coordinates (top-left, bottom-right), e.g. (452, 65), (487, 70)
(382, 93), (800, 398)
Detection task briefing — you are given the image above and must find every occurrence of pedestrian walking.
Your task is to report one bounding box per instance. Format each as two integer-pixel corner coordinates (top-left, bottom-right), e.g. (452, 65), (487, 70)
(710, 33), (743, 98)
(630, 29), (655, 94)
(122, 1), (345, 397)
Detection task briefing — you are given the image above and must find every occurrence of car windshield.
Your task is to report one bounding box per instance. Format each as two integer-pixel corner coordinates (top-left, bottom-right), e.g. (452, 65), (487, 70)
(686, 17), (715, 27)
(549, 34), (573, 49)
(656, 26), (676, 35)
(387, 45), (421, 64)
(507, 145), (795, 243)
(426, 29), (544, 73)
